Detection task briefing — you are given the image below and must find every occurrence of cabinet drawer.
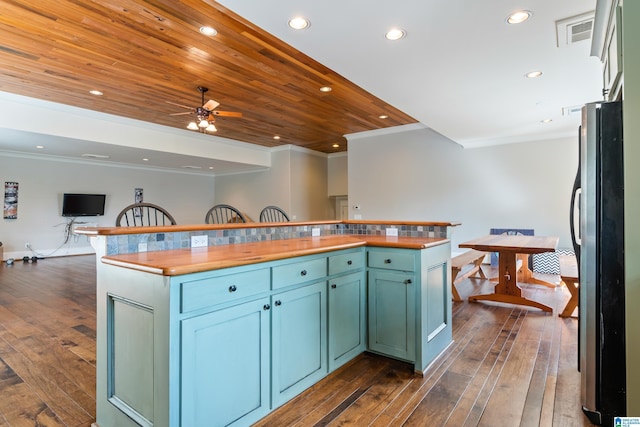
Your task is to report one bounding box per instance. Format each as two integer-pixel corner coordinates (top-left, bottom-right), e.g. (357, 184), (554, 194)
(181, 268), (270, 313)
(328, 252), (364, 276)
(272, 257), (326, 289)
(368, 250), (415, 271)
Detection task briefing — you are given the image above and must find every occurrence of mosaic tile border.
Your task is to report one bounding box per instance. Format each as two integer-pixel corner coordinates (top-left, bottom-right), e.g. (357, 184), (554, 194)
(105, 223), (450, 256)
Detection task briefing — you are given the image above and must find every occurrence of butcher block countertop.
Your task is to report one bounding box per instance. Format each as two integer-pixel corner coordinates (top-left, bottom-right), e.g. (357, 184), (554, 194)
(101, 235), (449, 276)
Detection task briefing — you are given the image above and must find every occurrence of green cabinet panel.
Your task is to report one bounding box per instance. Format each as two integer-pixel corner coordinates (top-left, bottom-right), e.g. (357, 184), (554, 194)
(328, 272), (366, 371)
(181, 296), (271, 427)
(367, 243), (452, 373)
(271, 280), (327, 407)
(272, 257), (327, 290)
(367, 269), (416, 362)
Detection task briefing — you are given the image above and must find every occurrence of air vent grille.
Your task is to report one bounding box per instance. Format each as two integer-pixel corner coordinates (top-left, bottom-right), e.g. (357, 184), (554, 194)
(556, 11), (595, 48)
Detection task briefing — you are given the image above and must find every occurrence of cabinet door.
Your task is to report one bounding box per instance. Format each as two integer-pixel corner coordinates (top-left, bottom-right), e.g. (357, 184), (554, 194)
(328, 272), (365, 371)
(368, 269), (415, 362)
(271, 281), (327, 408)
(181, 297), (271, 427)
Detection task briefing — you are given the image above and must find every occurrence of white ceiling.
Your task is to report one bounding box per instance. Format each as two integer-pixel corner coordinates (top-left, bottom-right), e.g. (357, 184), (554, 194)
(218, 0), (602, 147)
(0, 0), (603, 174)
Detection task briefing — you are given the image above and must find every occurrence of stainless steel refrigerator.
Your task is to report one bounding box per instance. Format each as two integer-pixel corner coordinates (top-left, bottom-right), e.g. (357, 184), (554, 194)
(570, 101), (625, 425)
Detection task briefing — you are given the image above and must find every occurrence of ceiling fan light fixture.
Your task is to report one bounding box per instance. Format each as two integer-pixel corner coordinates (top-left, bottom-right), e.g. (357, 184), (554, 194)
(507, 10), (532, 24)
(198, 119), (209, 128)
(205, 123), (217, 132)
(288, 17), (310, 30)
(187, 121), (199, 130)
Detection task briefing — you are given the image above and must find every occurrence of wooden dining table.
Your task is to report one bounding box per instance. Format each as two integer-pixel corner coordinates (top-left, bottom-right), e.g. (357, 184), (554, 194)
(459, 234), (559, 312)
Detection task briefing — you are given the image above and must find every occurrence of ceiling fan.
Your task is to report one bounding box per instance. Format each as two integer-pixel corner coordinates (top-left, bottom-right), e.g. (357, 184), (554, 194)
(168, 86), (242, 133)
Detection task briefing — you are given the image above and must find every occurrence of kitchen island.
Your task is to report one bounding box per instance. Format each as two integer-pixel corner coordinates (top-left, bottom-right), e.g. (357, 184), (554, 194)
(77, 220), (457, 427)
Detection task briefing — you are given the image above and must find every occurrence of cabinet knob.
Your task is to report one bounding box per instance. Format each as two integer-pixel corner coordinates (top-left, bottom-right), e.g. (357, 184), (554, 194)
(275, 300), (282, 306)
(228, 285), (237, 293)
(331, 284), (337, 289)
(263, 304), (271, 311)
(347, 260), (353, 265)
(384, 259), (392, 264)
(300, 269), (307, 276)
(405, 279), (412, 285)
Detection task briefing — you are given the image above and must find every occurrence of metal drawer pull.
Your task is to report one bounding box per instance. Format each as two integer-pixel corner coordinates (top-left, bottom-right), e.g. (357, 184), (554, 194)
(228, 285), (237, 292)
(331, 284), (337, 289)
(300, 270), (307, 276)
(275, 300), (282, 306)
(347, 260), (353, 265)
(384, 259), (392, 264)
(263, 304), (271, 311)
(405, 279), (412, 285)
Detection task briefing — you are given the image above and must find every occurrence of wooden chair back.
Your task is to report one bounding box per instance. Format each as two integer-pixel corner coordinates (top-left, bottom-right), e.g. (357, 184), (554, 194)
(205, 204), (247, 224)
(259, 205), (290, 222)
(115, 203), (177, 227)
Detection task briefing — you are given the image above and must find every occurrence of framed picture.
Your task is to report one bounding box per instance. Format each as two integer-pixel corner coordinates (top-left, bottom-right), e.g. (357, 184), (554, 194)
(134, 188), (143, 217)
(3, 182), (18, 219)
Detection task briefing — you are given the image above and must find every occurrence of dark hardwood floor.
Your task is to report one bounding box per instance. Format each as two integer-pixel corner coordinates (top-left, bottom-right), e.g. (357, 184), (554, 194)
(0, 255), (595, 426)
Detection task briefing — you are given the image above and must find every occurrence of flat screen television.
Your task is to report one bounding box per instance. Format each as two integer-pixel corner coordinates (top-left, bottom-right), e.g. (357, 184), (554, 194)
(61, 193), (106, 217)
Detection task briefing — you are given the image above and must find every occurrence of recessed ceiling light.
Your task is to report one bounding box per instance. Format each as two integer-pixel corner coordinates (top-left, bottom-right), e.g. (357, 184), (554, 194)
(379, 115), (389, 119)
(143, 158), (149, 161)
(273, 135), (281, 140)
(89, 90), (103, 96)
(541, 118), (553, 123)
(208, 166), (214, 170)
(507, 10), (531, 24)
(35, 145), (44, 149)
(526, 71), (543, 78)
(332, 143), (340, 148)
(199, 26), (217, 36)
(385, 28), (406, 41)
(288, 17), (310, 30)
(319, 86), (332, 92)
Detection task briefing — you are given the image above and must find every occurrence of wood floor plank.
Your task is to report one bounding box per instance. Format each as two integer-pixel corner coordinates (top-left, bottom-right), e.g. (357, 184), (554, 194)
(479, 311), (549, 426)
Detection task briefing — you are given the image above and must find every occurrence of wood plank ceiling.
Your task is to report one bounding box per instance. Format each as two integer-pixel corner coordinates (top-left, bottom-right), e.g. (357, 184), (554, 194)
(0, 0), (418, 153)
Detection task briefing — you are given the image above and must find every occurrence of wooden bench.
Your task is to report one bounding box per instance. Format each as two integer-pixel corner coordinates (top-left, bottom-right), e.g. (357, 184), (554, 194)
(559, 255), (579, 318)
(451, 250), (487, 302)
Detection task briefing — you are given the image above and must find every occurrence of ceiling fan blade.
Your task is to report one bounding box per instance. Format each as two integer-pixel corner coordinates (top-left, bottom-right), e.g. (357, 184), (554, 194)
(165, 100), (193, 109)
(203, 99), (220, 110)
(169, 112), (193, 116)
(211, 110), (243, 118)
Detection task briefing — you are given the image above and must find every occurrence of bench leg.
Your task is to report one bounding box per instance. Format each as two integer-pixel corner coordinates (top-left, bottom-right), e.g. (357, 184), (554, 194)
(559, 279), (579, 318)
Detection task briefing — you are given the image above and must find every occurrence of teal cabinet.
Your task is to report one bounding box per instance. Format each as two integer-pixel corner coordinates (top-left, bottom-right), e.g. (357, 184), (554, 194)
(271, 280), (327, 407)
(328, 272), (366, 370)
(367, 244), (451, 373)
(181, 296), (271, 427)
(368, 268), (416, 362)
(95, 242), (448, 426)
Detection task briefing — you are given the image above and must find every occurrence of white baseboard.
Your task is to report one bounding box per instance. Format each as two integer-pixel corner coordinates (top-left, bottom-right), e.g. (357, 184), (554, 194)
(3, 246), (96, 261)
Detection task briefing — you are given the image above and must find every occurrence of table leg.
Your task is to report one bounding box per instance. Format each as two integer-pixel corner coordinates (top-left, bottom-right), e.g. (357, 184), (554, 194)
(469, 251), (552, 313)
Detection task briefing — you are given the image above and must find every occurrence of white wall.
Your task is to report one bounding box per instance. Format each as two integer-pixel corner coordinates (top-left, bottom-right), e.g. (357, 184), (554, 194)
(0, 153), (214, 259)
(215, 146), (333, 221)
(214, 149), (291, 221)
(328, 153), (348, 196)
(347, 126), (577, 251)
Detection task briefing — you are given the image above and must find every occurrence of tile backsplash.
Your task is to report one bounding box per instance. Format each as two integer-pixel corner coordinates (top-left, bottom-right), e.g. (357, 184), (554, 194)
(105, 223), (450, 255)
